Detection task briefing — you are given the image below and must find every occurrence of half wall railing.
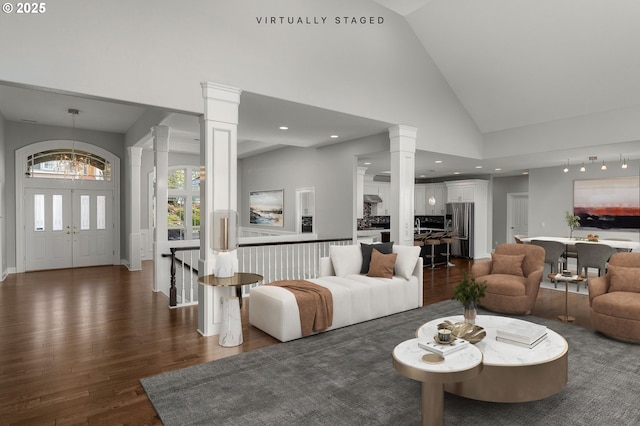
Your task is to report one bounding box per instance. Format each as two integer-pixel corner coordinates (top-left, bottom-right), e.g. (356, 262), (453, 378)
(164, 237), (353, 307)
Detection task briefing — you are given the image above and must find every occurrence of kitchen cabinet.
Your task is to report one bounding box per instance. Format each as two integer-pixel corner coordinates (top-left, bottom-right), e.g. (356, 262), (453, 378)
(446, 182), (476, 202)
(414, 184), (426, 215)
(416, 183), (447, 215)
(427, 183), (447, 215)
(376, 182), (390, 215)
(364, 178), (390, 216)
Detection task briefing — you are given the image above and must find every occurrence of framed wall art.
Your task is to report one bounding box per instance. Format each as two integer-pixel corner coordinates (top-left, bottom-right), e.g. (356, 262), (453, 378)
(573, 176), (640, 230)
(249, 189), (284, 227)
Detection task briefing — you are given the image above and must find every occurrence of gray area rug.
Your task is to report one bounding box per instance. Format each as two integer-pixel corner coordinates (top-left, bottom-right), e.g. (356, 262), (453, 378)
(141, 300), (640, 425)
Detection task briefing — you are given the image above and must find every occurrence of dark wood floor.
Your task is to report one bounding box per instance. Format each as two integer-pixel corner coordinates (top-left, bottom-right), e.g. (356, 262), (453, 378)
(0, 258), (592, 425)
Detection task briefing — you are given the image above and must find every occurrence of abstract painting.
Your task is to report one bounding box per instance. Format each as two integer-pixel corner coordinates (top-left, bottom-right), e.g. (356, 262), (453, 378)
(250, 189), (284, 227)
(573, 176), (640, 230)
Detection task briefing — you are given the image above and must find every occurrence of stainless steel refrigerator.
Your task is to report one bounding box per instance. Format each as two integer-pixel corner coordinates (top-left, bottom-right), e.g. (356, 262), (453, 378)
(446, 202), (474, 258)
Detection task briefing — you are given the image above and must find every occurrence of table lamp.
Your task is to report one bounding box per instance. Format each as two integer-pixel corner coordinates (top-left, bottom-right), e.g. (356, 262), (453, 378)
(212, 210), (238, 277)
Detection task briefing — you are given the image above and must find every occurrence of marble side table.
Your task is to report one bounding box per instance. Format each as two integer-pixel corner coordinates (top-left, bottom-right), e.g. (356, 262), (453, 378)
(198, 272), (263, 347)
(393, 338), (483, 426)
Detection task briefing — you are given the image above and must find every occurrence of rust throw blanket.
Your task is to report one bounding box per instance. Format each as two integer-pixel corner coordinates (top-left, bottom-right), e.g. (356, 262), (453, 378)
(267, 280), (333, 337)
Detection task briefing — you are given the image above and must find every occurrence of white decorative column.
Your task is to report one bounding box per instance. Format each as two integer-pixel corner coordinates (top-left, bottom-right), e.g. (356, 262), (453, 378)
(127, 146), (143, 271)
(356, 166), (367, 219)
(198, 82), (242, 337)
(152, 126), (170, 294)
(389, 125), (417, 246)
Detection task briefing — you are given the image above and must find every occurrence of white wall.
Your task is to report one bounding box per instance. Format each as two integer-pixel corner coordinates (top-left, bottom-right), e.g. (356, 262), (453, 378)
(0, 112), (6, 279)
(240, 132), (389, 239)
(491, 175), (529, 248)
(0, 0), (481, 159)
(528, 160), (640, 242)
(483, 106), (640, 159)
(4, 122), (125, 269)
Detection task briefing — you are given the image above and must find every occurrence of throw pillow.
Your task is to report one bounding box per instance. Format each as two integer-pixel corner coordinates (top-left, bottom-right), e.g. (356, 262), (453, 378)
(360, 241), (394, 274)
(329, 245), (363, 277)
(392, 244), (422, 280)
(608, 265), (640, 293)
(367, 248), (398, 279)
(491, 253), (525, 276)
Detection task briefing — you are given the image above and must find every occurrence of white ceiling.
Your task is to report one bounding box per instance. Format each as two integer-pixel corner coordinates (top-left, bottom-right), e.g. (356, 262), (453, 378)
(2, 0), (640, 179)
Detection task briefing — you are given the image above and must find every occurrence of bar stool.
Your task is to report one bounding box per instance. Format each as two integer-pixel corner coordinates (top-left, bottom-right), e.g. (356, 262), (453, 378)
(414, 232), (431, 265)
(440, 231), (457, 267)
(425, 232), (445, 269)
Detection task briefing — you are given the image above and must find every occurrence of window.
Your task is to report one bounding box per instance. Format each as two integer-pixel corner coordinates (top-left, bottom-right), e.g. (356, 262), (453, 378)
(167, 166), (201, 241)
(26, 149), (111, 181)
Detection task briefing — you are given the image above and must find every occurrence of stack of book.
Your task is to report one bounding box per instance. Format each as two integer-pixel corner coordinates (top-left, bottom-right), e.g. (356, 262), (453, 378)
(496, 321), (548, 349)
(418, 338), (470, 356)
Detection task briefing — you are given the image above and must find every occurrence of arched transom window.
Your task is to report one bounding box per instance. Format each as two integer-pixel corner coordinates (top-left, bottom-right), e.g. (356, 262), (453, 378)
(26, 149), (111, 181)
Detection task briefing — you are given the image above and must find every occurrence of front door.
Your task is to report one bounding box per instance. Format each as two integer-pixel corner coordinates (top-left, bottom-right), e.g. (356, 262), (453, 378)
(25, 188), (114, 271)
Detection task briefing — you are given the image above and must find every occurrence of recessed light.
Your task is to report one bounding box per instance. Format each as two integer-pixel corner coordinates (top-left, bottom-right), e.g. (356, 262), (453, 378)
(494, 168), (502, 171)
(364, 162), (372, 165)
(434, 160), (442, 164)
(419, 174), (426, 178)
(522, 171), (529, 175)
(453, 171), (460, 175)
(279, 126), (288, 130)
(475, 165), (482, 169)
(330, 135), (339, 139)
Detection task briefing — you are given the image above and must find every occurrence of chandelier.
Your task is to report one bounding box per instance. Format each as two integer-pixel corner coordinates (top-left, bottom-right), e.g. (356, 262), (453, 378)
(58, 108), (90, 180)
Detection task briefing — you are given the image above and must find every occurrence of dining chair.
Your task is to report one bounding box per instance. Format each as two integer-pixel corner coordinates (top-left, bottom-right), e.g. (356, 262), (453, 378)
(575, 242), (618, 291)
(530, 240), (567, 287)
(513, 235), (525, 244)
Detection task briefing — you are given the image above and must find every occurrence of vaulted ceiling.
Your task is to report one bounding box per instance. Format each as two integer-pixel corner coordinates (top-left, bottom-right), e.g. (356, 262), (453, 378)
(2, 0), (639, 178)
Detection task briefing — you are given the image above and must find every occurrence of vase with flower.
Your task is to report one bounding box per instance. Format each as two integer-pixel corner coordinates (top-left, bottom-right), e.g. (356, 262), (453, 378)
(452, 272), (487, 324)
(565, 211), (581, 240)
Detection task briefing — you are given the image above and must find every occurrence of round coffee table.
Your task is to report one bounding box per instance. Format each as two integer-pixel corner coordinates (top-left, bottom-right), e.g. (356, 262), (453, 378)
(393, 338), (483, 426)
(416, 315), (568, 403)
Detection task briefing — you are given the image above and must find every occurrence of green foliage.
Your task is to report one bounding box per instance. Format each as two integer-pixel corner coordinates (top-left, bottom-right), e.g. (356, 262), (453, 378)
(452, 272), (487, 308)
(565, 211), (580, 229)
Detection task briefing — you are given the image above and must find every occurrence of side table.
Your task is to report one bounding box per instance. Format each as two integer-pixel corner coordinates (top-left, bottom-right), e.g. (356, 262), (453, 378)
(548, 273), (585, 322)
(198, 272), (263, 347)
(393, 338), (483, 426)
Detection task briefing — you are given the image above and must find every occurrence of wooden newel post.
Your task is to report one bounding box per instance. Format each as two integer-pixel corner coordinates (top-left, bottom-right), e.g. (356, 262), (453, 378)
(169, 248), (177, 307)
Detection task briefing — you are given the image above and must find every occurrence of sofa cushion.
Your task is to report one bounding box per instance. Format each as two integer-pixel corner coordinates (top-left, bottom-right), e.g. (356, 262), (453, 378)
(491, 253), (525, 277)
(392, 244), (421, 280)
(360, 242), (393, 274)
(367, 248), (397, 279)
(480, 274), (527, 296)
(608, 265), (640, 294)
(329, 245), (362, 277)
(592, 291), (640, 321)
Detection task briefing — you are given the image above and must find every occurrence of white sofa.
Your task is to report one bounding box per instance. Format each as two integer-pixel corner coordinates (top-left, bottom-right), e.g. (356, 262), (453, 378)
(249, 244), (423, 342)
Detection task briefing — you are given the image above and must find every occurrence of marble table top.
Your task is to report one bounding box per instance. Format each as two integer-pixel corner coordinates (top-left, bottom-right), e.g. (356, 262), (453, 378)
(416, 315), (568, 367)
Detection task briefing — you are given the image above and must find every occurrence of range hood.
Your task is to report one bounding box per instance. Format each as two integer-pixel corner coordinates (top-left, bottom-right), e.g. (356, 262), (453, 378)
(364, 194), (383, 203)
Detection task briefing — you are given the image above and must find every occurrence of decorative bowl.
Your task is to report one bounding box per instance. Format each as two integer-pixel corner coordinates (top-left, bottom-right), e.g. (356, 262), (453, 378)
(437, 320), (486, 344)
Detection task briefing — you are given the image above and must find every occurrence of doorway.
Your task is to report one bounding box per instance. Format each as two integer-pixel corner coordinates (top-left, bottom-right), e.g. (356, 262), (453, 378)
(15, 140), (121, 273)
(25, 188), (114, 271)
(507, 192), (529, 244)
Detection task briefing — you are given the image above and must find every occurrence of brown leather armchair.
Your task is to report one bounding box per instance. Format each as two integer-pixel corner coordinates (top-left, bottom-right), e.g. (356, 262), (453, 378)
(471, 243), (545, 315)
(588, 252), (640, 343)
